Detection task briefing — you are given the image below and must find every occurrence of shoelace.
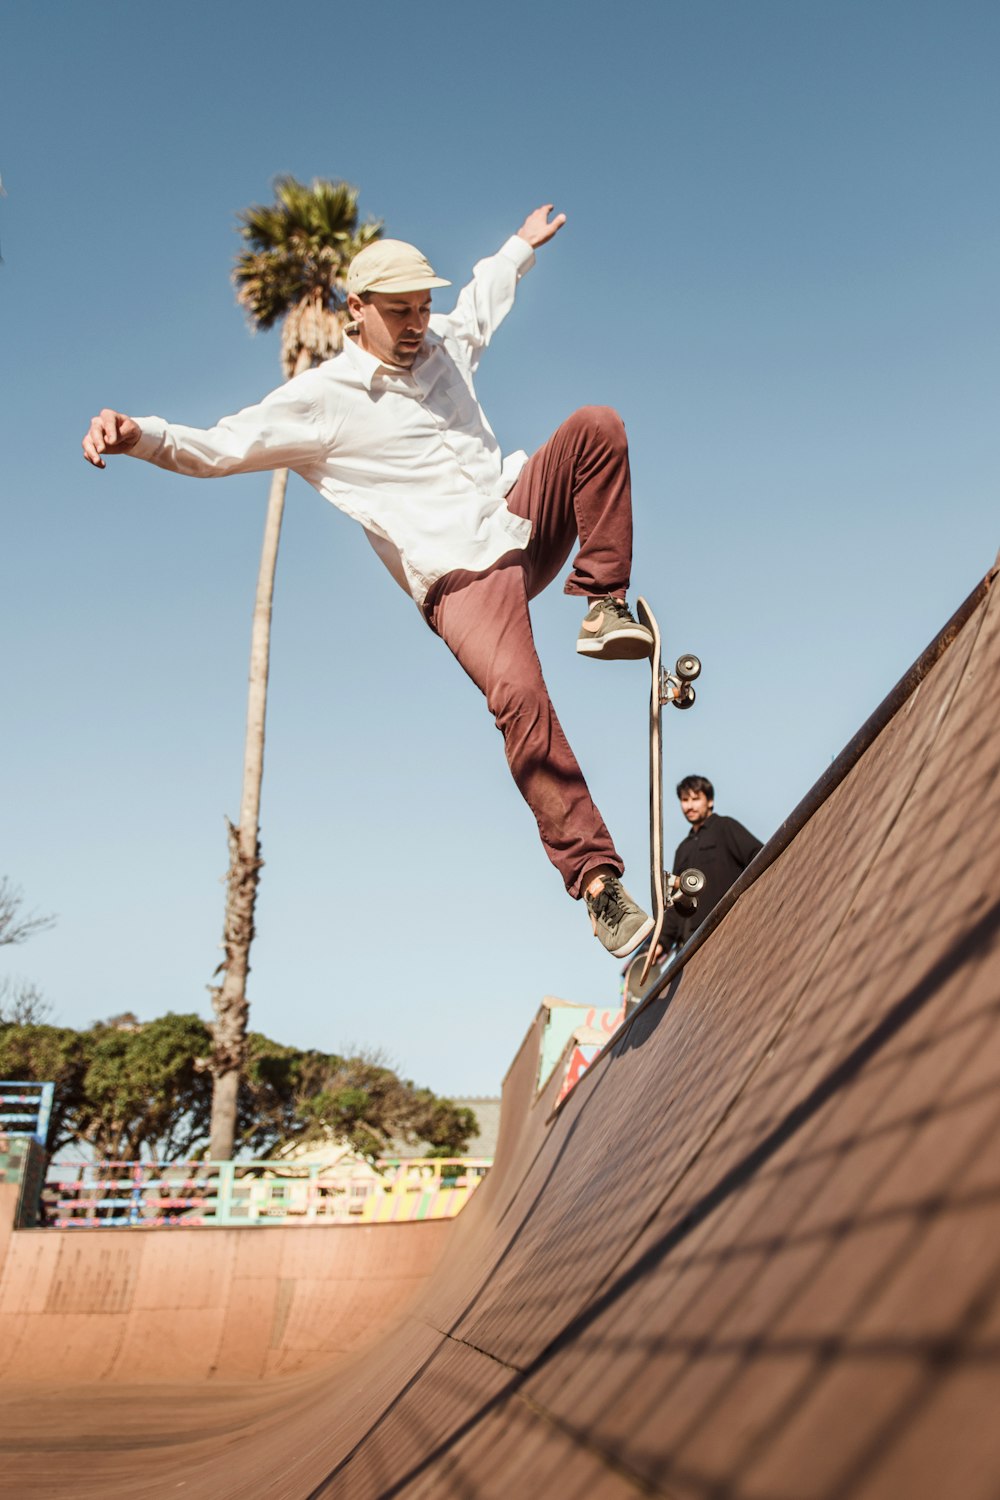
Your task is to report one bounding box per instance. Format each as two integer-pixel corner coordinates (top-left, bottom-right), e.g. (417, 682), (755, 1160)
(589, 881), (627, 931)
(595, 596), (634, 622)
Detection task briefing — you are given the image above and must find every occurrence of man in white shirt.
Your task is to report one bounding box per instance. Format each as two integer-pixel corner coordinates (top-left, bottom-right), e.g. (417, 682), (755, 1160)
(82, 205), (655, 958)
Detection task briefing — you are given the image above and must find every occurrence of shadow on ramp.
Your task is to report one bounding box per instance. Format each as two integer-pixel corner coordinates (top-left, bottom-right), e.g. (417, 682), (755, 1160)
(4, 557), (999, 1499)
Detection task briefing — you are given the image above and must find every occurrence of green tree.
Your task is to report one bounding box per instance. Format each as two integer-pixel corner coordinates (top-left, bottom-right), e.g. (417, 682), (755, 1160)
(208, 178), (382, 1159)
(79, 1013), (215, 1159)
(405, 1091), (479, 1159)
(1, 1014), (475, 1163)
(237, 1036), (476, 1161)
(0, 1023), (89, 1152)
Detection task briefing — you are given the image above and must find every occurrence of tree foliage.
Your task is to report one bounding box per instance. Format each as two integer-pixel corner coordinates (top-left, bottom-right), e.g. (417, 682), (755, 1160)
(0, 1013), (477, 1162)
(0, 1022), (90, 1152)
(232, 174), (382, 376)
(237, 1038), (478, 1160)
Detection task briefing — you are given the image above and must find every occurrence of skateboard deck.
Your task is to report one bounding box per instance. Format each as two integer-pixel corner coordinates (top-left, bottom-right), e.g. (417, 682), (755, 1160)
(628, 598), (704, 1005)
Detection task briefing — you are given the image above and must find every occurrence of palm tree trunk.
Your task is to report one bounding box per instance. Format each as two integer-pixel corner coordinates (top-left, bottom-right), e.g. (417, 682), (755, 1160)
(207, 349), (314, 1162)
(208, 461), (289, 1159)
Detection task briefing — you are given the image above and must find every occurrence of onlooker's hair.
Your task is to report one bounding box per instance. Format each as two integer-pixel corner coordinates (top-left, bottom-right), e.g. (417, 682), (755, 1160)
(676, 774), (714, 801)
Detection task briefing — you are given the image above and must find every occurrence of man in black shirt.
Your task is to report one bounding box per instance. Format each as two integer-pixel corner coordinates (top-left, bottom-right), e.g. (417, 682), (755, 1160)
(660, 775), (764, 950)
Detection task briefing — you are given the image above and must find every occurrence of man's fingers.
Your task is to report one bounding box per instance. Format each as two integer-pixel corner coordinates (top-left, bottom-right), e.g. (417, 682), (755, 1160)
(82, 408), (138, 466)
(533, 210), (566, 246)
(82, 418), (107, 467)
(100, 408), (127, 444)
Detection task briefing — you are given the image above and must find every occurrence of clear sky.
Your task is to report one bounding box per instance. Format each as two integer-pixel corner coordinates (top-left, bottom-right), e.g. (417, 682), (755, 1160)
(1, 0), (997, 1098)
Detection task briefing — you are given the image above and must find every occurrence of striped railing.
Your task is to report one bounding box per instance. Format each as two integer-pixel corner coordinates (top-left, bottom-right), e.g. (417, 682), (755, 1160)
(0, 1081), (54, 1146)
(44, 1156), (491, 1228)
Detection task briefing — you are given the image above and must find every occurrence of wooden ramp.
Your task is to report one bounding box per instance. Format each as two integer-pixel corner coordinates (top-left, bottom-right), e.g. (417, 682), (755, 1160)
(3, 557), (999, 1499)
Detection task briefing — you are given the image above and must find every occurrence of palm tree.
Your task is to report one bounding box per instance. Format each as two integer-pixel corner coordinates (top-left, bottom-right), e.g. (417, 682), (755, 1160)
(207, 177), (382, 1160)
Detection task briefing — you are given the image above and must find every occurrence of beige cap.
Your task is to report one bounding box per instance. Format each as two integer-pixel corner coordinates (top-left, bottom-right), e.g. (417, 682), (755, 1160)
(346, 239), (451, 296)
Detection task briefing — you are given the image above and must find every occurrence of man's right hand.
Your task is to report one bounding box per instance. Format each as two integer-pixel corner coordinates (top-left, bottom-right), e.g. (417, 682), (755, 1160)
(82, 409), (141, 468)
(516, 204), (567, 249)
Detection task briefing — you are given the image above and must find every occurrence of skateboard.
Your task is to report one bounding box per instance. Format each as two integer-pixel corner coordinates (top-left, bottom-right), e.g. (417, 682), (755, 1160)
(627, 597), (705, 1002)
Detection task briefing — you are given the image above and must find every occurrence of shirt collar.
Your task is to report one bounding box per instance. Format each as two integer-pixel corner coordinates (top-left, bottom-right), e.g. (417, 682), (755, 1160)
(342, 331), (440, 390)
(340, 333), (383, 391)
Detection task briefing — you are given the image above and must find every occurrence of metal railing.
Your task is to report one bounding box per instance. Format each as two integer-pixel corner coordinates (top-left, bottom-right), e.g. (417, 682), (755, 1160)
(0, 1081), (54, 1146)
(44, 1156), (491, 1228)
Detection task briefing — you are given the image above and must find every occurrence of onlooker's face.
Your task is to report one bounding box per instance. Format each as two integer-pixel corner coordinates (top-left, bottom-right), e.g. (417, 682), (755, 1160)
(348, 289), (433, 368)
(679, 790), (713, 827)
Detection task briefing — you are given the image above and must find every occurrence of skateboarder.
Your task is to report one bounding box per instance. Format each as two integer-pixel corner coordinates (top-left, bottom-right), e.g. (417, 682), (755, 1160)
(81, 205), (655, 958)
(659, 775), (763, 950)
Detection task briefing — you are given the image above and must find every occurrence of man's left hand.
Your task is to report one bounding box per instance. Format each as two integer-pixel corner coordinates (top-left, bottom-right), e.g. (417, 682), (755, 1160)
(517, 204), (567, 248)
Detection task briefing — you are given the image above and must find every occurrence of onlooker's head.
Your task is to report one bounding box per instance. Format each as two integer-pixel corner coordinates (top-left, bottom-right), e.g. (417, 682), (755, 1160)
(677, 774), (713, 802)
(676, 774), (714, 828)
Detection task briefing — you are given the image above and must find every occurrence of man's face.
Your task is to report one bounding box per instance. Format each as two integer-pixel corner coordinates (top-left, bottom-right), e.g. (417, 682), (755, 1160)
(348, 288), (432, 368)
(679, 790), (713, 828)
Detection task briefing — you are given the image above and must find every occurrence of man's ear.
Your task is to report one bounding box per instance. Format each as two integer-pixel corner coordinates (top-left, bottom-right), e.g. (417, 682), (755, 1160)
(346, 292), (365, 322)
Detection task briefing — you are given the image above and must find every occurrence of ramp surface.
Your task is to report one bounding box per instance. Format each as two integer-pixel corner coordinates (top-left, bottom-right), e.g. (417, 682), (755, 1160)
(3, 561), (999, 1498)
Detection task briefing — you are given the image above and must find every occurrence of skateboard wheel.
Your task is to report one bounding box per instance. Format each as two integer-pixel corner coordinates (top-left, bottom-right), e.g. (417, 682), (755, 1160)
(675, 654), (701, 682)
(678, 868), (706, 895)
(675, 685), (696, 709)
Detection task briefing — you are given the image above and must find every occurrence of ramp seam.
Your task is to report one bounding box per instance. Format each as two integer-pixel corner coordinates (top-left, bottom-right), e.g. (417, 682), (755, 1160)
(434, 1323), (681, 1496)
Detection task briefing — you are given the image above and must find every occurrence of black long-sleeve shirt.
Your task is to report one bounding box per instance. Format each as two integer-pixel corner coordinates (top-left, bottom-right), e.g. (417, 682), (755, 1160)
(661, 813), (764, 947)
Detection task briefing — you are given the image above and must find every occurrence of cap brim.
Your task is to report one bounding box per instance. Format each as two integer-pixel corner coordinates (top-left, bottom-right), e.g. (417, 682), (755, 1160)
(363, 275), (452, 293)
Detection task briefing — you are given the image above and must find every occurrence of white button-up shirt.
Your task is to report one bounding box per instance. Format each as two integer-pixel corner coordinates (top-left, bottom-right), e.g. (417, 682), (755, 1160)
(131, 235), (537, 603)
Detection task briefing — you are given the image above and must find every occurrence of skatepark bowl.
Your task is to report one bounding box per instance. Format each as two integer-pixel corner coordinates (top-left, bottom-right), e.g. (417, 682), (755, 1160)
(2, 554), (999, 1499)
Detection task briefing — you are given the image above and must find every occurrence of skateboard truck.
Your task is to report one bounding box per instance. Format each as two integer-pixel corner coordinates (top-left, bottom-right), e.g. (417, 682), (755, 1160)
(660, 655), (700, 711)
(667, 866), (706, 915)
(634, 598), (703, 991)
(623, 863), (706, 1013)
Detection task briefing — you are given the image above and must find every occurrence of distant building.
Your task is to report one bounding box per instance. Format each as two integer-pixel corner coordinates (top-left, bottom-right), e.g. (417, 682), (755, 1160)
(452, 1098), (501, 1160)
(390, 1097), (501, 1161)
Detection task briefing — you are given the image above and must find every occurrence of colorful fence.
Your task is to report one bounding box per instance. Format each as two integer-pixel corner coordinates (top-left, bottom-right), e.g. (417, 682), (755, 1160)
(43, 1156), (491, 1228)
(359, 1159), (490, 1223)
(0, 1080), (53, 1146)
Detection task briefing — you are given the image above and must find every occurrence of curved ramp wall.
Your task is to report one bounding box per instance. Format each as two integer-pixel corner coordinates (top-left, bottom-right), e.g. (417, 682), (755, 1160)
(0, 1210), (452, 1383)
(4, 560), (999, 1499)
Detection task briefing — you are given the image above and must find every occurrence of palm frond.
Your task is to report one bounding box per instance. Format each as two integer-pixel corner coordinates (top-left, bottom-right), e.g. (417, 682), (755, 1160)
(232, 175), (383, 374)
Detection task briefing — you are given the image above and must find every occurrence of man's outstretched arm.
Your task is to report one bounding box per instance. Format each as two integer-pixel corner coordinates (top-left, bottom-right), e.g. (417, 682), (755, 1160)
(437, 204), (568, 361)
(81, 382), (328, 479)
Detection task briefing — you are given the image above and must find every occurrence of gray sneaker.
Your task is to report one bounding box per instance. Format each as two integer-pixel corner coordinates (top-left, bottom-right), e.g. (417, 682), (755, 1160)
(576, 596), (653, 660)
(585, 876), (655, 958)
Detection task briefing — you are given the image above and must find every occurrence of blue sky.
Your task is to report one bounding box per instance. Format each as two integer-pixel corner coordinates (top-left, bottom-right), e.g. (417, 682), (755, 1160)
(1, 0), (997, 1097)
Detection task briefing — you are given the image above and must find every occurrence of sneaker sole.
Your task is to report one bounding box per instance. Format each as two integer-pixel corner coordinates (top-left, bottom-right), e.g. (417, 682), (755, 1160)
(577, 629), (653, 661)
(609, 913), (656, 959)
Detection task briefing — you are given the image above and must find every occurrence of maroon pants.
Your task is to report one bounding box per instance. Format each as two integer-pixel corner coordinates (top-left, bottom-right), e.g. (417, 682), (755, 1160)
(424, 407), (632, 898)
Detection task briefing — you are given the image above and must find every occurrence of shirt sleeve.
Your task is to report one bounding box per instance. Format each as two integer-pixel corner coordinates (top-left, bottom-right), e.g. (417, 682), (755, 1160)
(431, 235), (535, 371)
(129, 375), (328, 479)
